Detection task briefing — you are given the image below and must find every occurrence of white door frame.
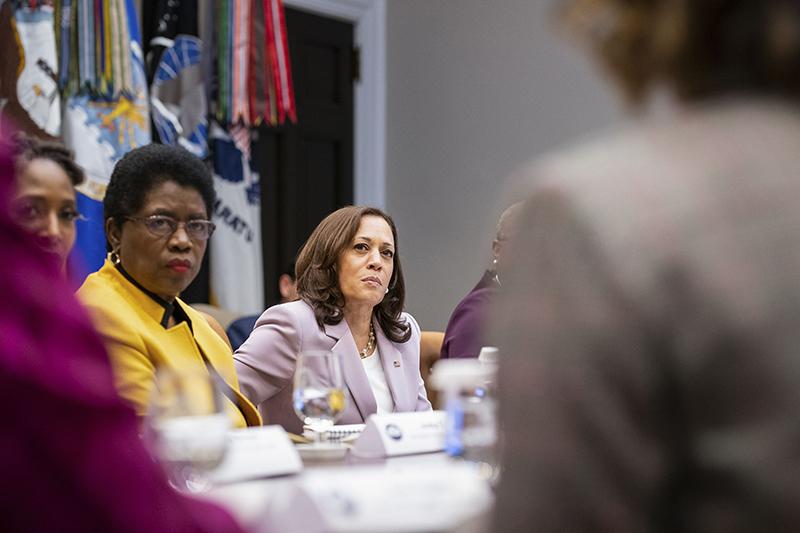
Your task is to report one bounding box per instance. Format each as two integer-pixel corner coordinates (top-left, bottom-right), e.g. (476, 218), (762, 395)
(283, 0), (386, 208)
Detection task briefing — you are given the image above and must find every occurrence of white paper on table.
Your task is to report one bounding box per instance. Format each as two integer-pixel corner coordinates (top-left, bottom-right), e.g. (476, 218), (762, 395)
(211, 425), (302, 484)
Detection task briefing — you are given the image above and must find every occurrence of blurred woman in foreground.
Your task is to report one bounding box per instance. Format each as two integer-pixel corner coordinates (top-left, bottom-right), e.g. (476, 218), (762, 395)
(0, 138), (245, 532)
(235, 206), (431, 433)
(494, 1), (800, 531)
(77, 144), (260, 428)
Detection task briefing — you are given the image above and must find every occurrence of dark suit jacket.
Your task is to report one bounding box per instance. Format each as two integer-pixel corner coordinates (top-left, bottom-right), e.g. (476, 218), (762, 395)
(493, 100), (800, 532)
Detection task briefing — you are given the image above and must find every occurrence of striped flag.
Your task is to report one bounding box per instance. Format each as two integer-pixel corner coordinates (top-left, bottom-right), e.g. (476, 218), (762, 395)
(62, 0), (151, 277)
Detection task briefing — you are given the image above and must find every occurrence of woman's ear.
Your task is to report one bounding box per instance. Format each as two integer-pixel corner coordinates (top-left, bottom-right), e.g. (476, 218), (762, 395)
(105, 218), (121, 250)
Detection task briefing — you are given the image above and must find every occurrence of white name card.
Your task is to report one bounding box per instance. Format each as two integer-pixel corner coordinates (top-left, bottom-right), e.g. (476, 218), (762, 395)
(350, 410), (446, 458)
(211, 425), (302, 484)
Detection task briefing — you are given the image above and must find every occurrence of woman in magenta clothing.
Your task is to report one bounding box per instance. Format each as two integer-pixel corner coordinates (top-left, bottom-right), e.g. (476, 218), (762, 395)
(0, 137), (245, 532)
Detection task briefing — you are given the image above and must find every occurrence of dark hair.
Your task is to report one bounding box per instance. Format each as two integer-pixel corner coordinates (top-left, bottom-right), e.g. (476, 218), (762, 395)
(295, 206), (410, 343)
(103, 143), (215, 233)
(562, 0), (800, 105)
(12, 133), (85, 187)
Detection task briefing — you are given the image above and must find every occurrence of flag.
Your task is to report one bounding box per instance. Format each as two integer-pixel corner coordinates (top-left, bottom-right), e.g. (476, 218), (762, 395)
(0, 2), (60, 139)
(144, 0), (208, 157)
(209, 122), (264, 314)
(62, 0), (151, 277)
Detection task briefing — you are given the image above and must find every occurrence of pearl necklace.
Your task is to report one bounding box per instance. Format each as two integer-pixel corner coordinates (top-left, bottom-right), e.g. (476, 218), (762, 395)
(359, 323), (376, 359)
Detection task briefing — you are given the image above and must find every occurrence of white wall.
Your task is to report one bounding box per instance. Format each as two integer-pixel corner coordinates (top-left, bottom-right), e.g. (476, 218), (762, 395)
(385, 0), (624, 329)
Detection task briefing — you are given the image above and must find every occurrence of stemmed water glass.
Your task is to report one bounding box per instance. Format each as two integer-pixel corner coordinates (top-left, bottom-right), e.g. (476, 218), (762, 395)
(292, 350), (346, 444)
(143, 368), (230, 492)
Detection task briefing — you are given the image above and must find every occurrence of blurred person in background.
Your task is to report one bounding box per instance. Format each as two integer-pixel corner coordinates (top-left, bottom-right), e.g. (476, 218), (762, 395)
(494, 0), (800, 531)
(227, 260), (298, 351)
(10, 134), (84, 274)
(76, 144), (260, 428)
(235, 206), (431, 433)
(440, 202), (522, 359)
(0, 138), (246, 532)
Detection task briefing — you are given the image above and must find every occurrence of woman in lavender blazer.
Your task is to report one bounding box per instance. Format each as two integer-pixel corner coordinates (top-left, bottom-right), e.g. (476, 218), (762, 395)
(234, 206), (431, 433)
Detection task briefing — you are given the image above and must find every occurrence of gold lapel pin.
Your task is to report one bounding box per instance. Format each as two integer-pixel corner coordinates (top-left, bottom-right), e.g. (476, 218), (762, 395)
(393, 360), (401, 368)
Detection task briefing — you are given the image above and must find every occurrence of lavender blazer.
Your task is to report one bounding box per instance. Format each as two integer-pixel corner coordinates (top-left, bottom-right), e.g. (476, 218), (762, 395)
(233, 300), (431, 433)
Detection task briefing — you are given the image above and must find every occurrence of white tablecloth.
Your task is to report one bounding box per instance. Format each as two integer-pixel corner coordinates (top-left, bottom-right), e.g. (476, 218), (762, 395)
(204, 451), (494, 533)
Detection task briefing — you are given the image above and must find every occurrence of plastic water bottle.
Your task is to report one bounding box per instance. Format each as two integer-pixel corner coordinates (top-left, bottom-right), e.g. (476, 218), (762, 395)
(431, 353), (499, 481)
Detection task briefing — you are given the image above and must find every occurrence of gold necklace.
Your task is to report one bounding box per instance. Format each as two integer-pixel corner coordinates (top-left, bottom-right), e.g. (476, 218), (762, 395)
(359, 322), (376, 359)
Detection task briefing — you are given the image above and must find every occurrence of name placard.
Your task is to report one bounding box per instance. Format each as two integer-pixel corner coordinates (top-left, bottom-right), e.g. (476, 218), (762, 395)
(211, 425), (302, 484)
(350, 410), (446, 458)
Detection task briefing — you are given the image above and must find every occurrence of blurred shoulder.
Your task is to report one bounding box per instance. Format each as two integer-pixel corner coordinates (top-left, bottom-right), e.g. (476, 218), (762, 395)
(513, 100), (800, 203)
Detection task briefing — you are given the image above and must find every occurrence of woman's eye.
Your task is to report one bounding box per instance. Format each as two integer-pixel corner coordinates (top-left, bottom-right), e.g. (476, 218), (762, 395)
(60, 209), (80, 222)
(354, 243), (368, 251)
(11, 201), (39, 221)
(382, 249), (394, 258)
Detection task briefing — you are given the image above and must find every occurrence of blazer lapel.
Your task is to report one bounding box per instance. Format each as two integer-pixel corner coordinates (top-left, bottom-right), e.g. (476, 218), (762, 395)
(375, 321), (412, 412)
(324, 320), (377, 421)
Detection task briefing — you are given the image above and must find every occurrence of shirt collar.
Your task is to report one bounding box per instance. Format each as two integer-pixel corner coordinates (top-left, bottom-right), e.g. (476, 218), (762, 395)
(113, 263), (190, 330)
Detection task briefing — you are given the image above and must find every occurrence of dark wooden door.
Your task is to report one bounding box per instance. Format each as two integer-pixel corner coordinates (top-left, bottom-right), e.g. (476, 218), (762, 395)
(183, 7), (354, 307)
(256, 7), (355, 307)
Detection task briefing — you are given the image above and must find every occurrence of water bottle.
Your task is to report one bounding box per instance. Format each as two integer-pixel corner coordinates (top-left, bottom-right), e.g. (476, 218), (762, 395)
(431, 353), (499, 481)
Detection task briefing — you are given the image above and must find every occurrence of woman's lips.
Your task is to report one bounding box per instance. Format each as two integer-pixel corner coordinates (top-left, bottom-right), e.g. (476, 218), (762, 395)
(167, 259), (191, 273)
(362, 276), (382, 287)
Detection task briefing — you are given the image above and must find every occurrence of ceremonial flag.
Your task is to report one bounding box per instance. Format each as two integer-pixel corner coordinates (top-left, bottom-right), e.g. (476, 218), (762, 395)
(0, 2), (60, 139)
(144, 0), (208, 157)
(209, 122), (264, 314)
(62, 0), (151, 277)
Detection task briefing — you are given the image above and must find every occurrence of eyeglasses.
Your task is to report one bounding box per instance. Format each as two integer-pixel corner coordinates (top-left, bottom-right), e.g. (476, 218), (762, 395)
(125, 215), (216, 240)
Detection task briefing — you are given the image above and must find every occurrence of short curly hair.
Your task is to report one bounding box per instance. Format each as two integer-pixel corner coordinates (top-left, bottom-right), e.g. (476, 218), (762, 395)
(295, 206), (411, 344)
(103, 143), (215, 233)
(12, 133), (85, 187)
(561, 0), (800, 104)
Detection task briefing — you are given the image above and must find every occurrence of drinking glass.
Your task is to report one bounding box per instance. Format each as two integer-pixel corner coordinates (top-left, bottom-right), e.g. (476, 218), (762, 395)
(292, 350), (346, 444)
(143, 368), (230, 492)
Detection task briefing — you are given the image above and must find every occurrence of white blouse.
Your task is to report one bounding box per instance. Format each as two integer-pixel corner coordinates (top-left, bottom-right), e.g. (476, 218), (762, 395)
(361, 345), (394, 414)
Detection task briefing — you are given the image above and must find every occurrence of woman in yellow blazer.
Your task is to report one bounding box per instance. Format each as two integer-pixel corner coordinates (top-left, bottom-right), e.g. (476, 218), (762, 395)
(77, 144), (259, 428)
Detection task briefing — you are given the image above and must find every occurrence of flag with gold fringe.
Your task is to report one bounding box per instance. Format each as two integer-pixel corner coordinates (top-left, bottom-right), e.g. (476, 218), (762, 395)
(59, 0), (151, 276)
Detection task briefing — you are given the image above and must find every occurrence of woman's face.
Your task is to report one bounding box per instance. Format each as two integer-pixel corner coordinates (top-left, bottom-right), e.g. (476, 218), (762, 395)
(12, 158), (78, 270)
(337, 215), (395, 313)
(108, 180), (208, 301)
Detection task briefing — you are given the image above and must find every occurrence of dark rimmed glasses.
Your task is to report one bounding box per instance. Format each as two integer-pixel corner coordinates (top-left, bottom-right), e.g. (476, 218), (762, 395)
(125, 215), (216, 241)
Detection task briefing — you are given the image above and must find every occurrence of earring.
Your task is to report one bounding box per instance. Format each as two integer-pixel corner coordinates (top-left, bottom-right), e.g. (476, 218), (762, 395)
(109, 249), (121, 265)
(385, 288), (389, 294)
(492, 257), (498, 268)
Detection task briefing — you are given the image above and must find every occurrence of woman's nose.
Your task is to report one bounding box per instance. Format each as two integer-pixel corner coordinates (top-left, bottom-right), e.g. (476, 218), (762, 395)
(41, 211), (63, 240)
(168, 224), (193, 248)
(367, 249), (382, 268)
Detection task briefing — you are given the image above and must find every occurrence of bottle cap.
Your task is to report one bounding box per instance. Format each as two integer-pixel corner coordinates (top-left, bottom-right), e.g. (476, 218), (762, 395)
(477, 346), (499, 365)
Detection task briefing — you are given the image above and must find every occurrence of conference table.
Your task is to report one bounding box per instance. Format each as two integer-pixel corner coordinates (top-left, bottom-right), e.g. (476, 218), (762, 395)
(205, 447), (494, 532)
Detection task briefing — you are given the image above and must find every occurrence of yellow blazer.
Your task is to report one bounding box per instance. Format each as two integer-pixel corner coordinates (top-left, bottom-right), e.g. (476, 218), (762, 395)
(77, 260), (261, 428)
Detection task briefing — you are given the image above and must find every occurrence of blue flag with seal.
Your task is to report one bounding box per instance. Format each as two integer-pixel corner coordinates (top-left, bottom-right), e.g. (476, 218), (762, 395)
(209, 121), (264, 314)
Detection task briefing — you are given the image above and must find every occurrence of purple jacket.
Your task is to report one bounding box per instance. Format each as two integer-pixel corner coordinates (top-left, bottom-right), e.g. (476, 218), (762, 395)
(234, 300), (431, 433)
(440, 270), (498, 359)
